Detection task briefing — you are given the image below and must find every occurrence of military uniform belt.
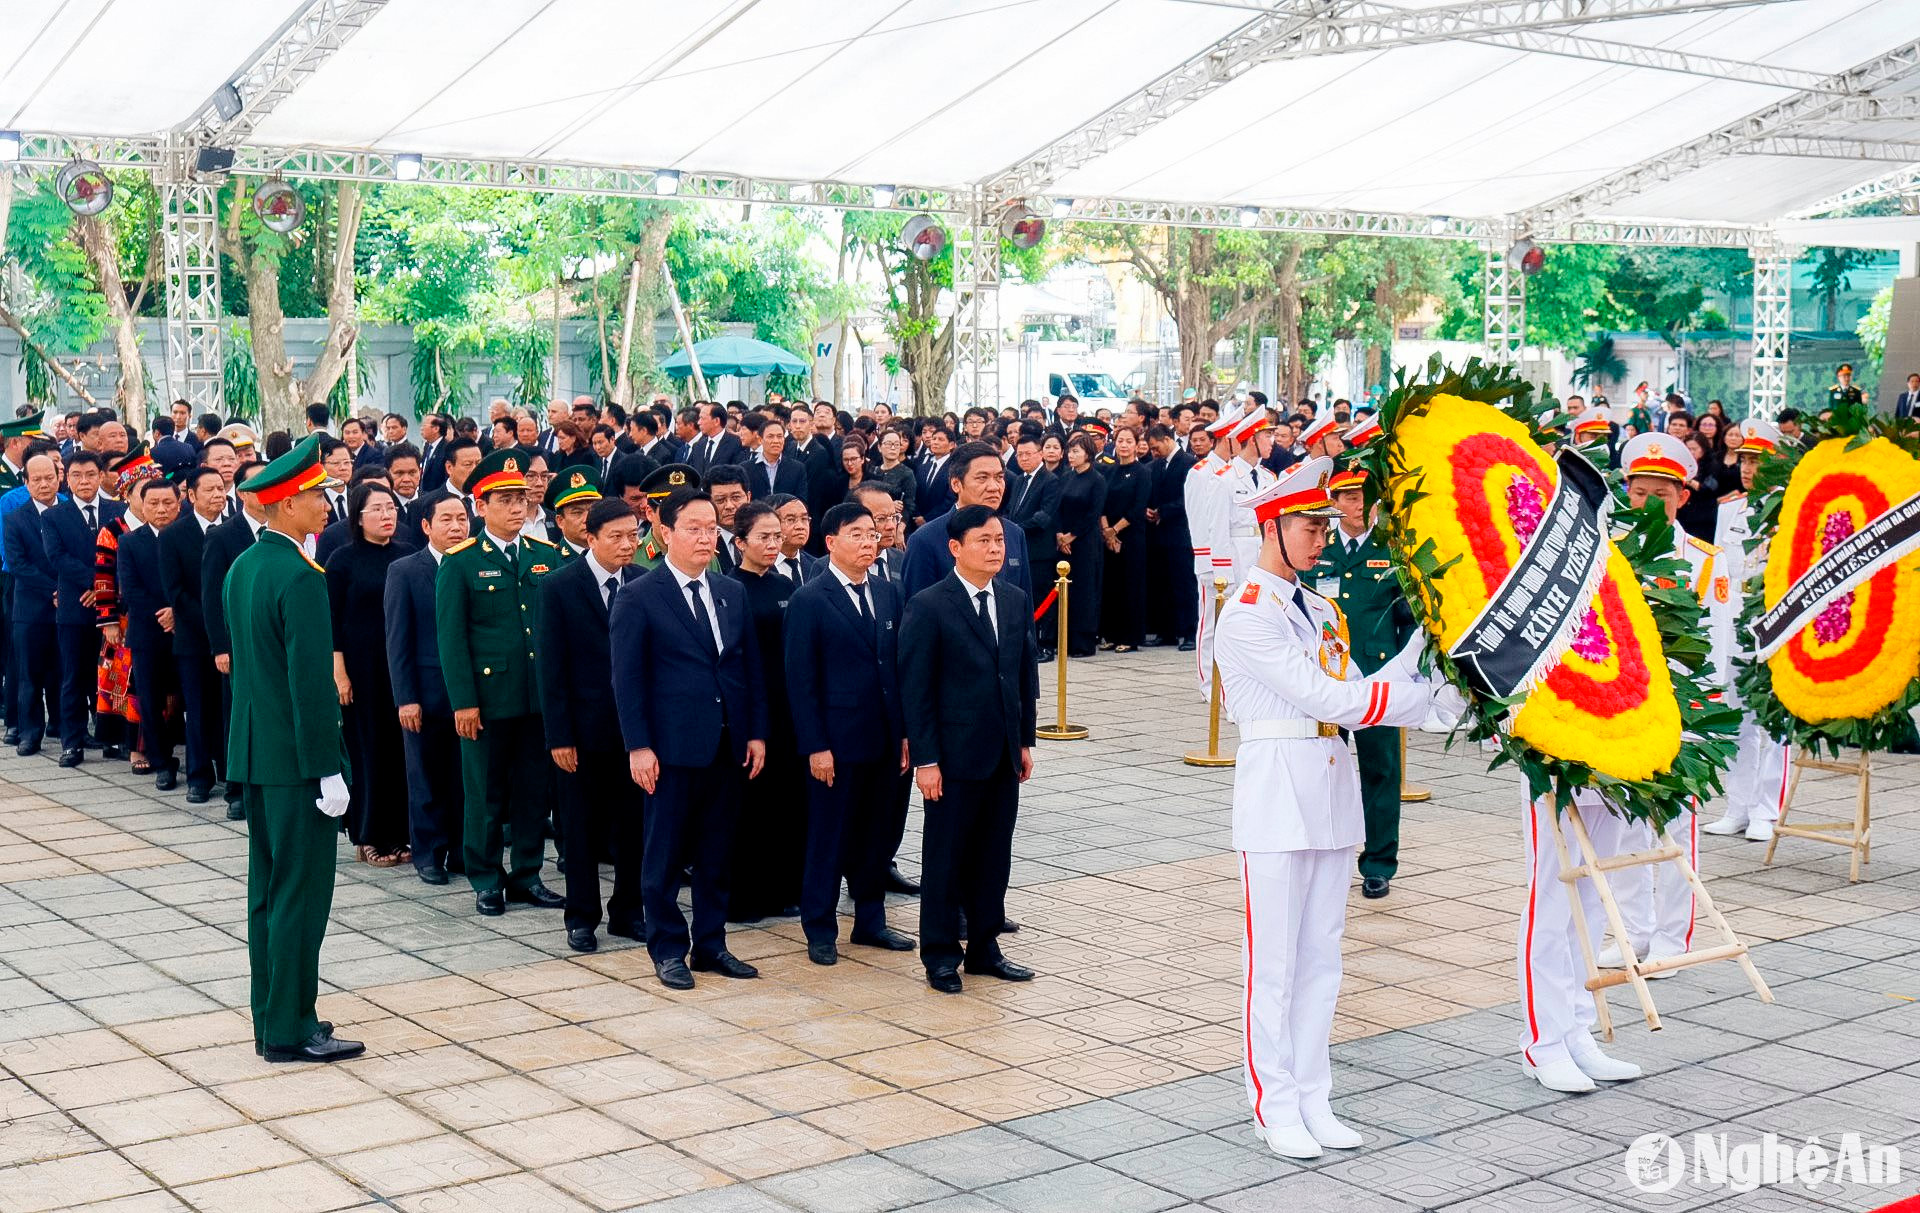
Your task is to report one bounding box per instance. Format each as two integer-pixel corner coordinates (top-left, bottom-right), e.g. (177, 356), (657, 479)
(1240, 719), (1341, 740)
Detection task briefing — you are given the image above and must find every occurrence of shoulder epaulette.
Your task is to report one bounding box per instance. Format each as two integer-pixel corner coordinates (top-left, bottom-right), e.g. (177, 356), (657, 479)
(447, 537), (476, 555)
(1687, 535), (1719, 555)
(525, 534), (557, 548)
(1718, 490), (1744, 505)
(300, 548), (324, 573)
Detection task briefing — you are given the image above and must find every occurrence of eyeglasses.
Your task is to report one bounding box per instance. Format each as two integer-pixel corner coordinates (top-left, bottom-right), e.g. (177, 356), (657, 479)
(675, 525), (720, 540)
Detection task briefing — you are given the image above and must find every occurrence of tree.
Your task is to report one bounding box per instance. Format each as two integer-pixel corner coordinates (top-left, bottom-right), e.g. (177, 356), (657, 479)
(842, 211), (955, 414)
(70, 173), (161, 426)
(1807, 247), (1880, 331)
(0, 174), (107, 408)
(220, 179), (363, 434)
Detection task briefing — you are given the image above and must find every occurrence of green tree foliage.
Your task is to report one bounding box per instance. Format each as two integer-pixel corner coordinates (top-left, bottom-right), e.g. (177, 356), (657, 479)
(4, 178), (109, 353)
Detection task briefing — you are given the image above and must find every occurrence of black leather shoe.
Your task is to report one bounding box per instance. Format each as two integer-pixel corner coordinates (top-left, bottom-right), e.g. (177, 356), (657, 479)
(1002, 918), (1020, 934)
(15, 736), (40, 757)
(567, 928), (597, 953)
(2, 728), (17, 746)
(884, 865), (921, 896)
(690, 951), (759, 979)
(417, 864), (448, 886)
(926, 966), (963, 994)
(850, 926), (916, 952)
(807, 942), (838, 966)
(155, 765), (178, 792)
(1361, 875), (1391, 900)
(505, 882), (565, 908)
(102, 745), (126, 761)
(475, 890), (505, 917)
(606, 920), (643, 942)
(184, 783), (211, 804)
(264, 1030), (365, 1064)
(225, 800), (246, 821)
(58, 749), (83, 768)
(83, 732), (102, 750)
(964, 957), (1035, 982)
(1038, 648), (1057, 663)
(655, 957), (695, 990)
(1178, 640), (1196, 652)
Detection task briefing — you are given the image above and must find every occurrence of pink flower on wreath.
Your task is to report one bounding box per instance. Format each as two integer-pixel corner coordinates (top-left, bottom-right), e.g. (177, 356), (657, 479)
(1506, 471), (1609, 663)
(1813, 510), (1856, 645)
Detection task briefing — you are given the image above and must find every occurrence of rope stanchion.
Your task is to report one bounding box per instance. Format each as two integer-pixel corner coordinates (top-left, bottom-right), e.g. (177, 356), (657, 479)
(1035, 560), (1088, 741)
(1183, 576), (1234, 767)
(1399, 729), (1431, 802)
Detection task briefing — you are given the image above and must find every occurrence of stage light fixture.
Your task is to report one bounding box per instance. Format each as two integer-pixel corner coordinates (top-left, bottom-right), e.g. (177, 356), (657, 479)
(999, 203), (1046, 251)
(0, 131), (20, 163)
(1506, 236), (1544, 275)
(1427, 215), (1449, 236)
(1238, 205), (1260, 228)
(1051, 197), (1073, 219)
(194, 146), (236, 174)
(898, 213), (948, 262)
(653, 169), (681, 196)
(211, 82), (244, 122)
(394, 152), (422, 181)
(871, 184), (896, 208)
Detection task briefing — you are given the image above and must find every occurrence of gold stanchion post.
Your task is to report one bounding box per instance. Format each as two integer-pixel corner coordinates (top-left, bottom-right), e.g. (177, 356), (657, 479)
(1035, 561), (1088, 741)
(1183, 576), (1234, 767)
(1399, 729), (1431, 802)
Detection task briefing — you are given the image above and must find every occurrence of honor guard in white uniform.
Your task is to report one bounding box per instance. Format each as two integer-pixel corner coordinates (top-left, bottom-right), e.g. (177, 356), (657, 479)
(1570, 405), (1613, 463)
(1598, 434), (1730, 972)
(1186, 405), (1253, 695)
(1704, 420), (1790, 842)
(1223, 405), (1281, 579)
(1215, 456), (1462, 1160)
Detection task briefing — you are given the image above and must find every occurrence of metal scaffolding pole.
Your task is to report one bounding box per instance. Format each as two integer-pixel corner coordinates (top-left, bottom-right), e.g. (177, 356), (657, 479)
(1747, 244), (1793, 421)
(952, 195), (1001, 413)
(160, 141), (224, 411)
(1484, 228), (1526, 366)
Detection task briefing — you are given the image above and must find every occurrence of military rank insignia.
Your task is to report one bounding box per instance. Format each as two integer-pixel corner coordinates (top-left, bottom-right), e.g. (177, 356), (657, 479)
(1239, 583), (1260, 604)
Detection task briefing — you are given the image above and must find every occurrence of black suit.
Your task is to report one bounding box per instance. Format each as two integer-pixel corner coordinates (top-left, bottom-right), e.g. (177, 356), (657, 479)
(899, 574), (1038, 974)
(1898, 389), (1920, 420)
(538, 556), (643, 935)
(1147, 449), (1198, 643)
(43, 496), (123, 751)
(916, 456), (956, 522)
(3, 502), (58, 746)
(793, 437), (838, 554)
(158, 511), (221, 790)
(785, 571), (906, 946)
(611, 567), (768, 964)
(201, 513), (260, 809)
(1003, 467), (1062, 569)
(686, 430), (746, 475)
(385, 547), (463, 875)
(747, 457), (808, 501)
(116, 523), (178, 771)
(772, 551), (818, 587)
(419, 438), (450, 492)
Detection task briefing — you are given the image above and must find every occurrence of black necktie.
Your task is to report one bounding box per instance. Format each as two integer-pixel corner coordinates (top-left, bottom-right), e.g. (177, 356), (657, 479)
(786, 557), (802, 583)
(1292, 585), (1308, 618)
(853, 581), (874, 624)
(603, 575), (618, 608)
(687, 579), (718, 656)
(501, 543), (516, 570)
(976, 589), (995, 644)
(872, 554), (888, 582)
(83, 503), (95, 530)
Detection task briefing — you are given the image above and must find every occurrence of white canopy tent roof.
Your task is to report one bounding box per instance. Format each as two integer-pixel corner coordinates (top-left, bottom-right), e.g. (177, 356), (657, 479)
(5, 0), (1919, 237)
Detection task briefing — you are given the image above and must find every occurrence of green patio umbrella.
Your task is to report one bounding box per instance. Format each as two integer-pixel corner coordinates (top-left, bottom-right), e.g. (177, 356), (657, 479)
(660, 335), (808, 379)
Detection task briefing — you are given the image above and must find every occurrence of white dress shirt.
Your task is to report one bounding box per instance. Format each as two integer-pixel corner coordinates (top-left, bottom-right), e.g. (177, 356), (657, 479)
(585, 550), (621, 608)
(678, 567), (725, 653)
(829, 562), (873, 615)
(955, 568), (997, 642)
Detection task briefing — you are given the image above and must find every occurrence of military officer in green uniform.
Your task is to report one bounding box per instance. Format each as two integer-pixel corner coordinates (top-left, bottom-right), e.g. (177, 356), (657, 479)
(1827, 362), (1865, 411)
(544, 464), (602, 561)
(633, 463), (698, 572)
(1310, 462), (1410, 899)
(436, 447), (565, 917)
(0, 411), (46, 746)
(224, 435), (363, 1063)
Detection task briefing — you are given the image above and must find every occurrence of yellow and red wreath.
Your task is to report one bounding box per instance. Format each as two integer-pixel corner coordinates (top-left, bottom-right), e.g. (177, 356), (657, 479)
(1391, 394), (1680, 782)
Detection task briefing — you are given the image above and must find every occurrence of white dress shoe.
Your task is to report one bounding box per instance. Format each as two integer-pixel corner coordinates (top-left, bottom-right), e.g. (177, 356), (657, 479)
(1303, 1112), (1364, 1149)
(1567, 1036), (1643, 1081)
(1702, 815), (1749, 836)
(1523, 1057), (1596, 1093)
(1595, 943), (1642, 969)
(1744, 820), (1775, 842)
(1640, 951), (1684, 980)
(1259, 1121), (1324, 1159)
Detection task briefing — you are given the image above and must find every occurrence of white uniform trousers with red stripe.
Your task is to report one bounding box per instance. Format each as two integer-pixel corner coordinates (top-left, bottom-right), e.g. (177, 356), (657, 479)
(1240, 848), (1347, 1130)
(1195, 570), (1230, 696)
(1609, 805), (1697, 960)
(1725, 714), (1791, 829)
(1517, 792), (1613, 1068)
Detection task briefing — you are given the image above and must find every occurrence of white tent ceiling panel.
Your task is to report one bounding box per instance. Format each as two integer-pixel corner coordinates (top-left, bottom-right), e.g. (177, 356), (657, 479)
(1602, 155), (1891, 222)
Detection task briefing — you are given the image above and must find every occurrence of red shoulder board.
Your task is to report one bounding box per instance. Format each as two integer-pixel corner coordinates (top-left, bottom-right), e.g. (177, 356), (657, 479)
(1238, 582), (1260, 604)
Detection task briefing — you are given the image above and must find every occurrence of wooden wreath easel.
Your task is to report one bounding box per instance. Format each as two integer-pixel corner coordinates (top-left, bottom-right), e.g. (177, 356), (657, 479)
(1764, 748), (1872, 882)
(1552, 806), (1773, 1040)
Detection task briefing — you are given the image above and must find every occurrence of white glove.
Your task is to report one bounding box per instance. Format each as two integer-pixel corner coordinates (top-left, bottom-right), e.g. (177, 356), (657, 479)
(1421, 683), (1469, 733)
(316, 772), (349, 818)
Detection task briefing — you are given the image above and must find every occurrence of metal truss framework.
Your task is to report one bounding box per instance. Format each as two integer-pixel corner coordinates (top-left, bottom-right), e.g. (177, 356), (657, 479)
(159, 142), (224, 410)
(1787, 164), (1920, 218)
(1483, 229), (1526, 365)
(952, 195), (1002, 412)
(181, 0), (389, 146)
(1525, 39), (1920, 231)
(1747, 244), (1793, 421)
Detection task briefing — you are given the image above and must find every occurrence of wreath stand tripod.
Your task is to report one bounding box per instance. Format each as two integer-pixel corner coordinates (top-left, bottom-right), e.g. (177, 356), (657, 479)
(1552, 806), (1773, 1040)
(1764, 748), (1872, 883)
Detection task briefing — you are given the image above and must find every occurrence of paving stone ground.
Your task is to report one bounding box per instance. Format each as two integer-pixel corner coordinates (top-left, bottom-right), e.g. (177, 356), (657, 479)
(2, 646), (1918, 1211)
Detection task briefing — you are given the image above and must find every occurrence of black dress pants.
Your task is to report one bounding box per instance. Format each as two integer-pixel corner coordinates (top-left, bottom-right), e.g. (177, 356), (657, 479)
(919, 752), (1019, 973)
(128, 634), (179, 767)
(559, 747), (644, 934)
(641, 735), (741, 964)
(54, 622), (97, 751)
(11, 620), (53, 745)
(176, 651), (220, 788)
(801, 757), (895, 945)
(403, 712), (463, 873)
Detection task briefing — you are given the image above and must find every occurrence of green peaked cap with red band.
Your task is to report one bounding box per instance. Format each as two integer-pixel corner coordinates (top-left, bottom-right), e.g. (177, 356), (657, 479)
(469, 447), (530, 498)
(248, 433), (343, 505)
